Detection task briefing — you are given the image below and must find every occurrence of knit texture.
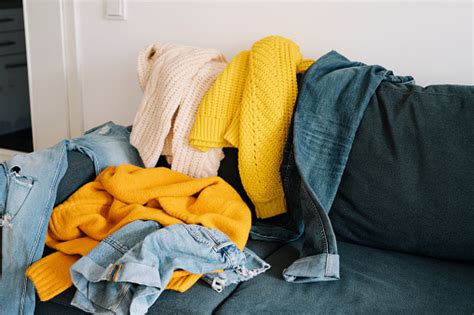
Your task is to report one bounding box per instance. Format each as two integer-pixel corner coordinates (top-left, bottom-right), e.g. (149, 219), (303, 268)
(26, 165), (251, 301)
(130, 43), (227, 178)
(189, 36), (314, 219)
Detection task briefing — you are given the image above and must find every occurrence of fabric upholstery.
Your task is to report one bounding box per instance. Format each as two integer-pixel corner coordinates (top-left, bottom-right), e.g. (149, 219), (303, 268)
(54, 151), (95, 206)
(330, 82), (474, 261)
(216, 240), (474, 314)
(37, 109), (474, 314)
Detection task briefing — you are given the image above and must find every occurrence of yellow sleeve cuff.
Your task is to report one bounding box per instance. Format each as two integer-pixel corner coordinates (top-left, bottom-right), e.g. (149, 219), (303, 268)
(26, 252), (79, 301)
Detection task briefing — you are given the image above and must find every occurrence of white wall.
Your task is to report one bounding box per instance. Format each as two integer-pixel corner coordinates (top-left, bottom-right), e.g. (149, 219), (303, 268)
(23, 0), (71, 149)
(64, 1), (474, 132)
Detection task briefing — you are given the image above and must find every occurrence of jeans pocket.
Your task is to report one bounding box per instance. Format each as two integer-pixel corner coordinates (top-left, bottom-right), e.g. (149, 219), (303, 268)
(5, 166), (34, 221)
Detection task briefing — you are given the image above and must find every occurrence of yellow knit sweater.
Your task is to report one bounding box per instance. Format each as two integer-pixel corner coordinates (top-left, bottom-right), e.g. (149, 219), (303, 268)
(26, 164), (251, 301)
(189, 36), (313, 219)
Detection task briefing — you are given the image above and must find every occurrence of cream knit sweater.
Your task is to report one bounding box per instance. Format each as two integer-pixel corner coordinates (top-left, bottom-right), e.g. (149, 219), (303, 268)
(130, 43), (226, 177)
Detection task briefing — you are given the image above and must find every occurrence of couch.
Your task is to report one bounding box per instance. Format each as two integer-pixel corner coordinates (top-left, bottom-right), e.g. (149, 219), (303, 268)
(36, 81), (474, 314)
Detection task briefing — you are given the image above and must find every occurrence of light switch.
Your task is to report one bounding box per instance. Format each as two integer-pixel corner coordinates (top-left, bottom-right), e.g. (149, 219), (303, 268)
(105, 0), (126, 20)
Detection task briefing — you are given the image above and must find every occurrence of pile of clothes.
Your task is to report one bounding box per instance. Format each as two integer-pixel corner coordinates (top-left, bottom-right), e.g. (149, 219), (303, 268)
(0, 35), (415, 314)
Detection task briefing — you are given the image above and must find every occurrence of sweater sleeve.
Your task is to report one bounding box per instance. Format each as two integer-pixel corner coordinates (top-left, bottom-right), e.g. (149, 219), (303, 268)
(26, 252), (79, 301)
(223, 106), (240, 147)
(238, 37), (304, 219)
(189, 51), (250, 151)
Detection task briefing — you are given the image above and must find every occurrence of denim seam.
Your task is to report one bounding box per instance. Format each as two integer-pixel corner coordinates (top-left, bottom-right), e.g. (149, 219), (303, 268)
(0, 163), (7, 217)
(304, 184), (329, 255)
(282, 146), (292, 188)
(5, 173), (34, 221)
(103, 237), (129, 254)
(325, 254), (330, 277)
(205, 229), (236, 267)
(110, 282), (132, 313)
(183, 225), (214, 247)
(214, 241), (234, 252)
(20, 145), (68, 314)
(294, 119), (337, 256)
(206, 228), (227, 250)
(221, 250), (234, 268)
(281, 148), (297, 232)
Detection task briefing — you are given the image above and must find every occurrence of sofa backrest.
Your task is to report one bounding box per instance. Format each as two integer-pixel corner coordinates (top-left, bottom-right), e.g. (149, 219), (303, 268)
(329, 82), (474, 262)
(59, 84), (474, 263)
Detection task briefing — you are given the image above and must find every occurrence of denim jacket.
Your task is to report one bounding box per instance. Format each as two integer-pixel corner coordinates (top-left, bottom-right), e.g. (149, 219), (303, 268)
(0, 122), (142, 315)
(253, 51), (414, 283)
(70, 221), (270, 315)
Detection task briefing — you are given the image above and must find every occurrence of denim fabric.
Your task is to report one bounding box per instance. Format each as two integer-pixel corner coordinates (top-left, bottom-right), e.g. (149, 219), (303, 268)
(200, 247), (270, 293)
(253, 51), (414, 283)
(294, 51), (414, 214)
(280, 121), (339, 282)
(70, 222), (270, 315)
(0, 122), (142, 315)
(283, 51), (414, 282)
(284, 51), (413, 282)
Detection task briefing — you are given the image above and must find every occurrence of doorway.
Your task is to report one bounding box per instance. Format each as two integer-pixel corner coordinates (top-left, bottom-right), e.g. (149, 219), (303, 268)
(0, 0), (33, 153)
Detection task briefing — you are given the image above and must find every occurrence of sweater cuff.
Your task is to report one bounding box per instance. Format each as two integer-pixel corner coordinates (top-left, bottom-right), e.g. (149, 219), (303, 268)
(189, 116), (233, 151)
(297, 59), (315, 73)
(253, 195), (287, 219)
(26, 252), (79, 301)
(223, 116), (240, 147)
(166, 273), (202, 293)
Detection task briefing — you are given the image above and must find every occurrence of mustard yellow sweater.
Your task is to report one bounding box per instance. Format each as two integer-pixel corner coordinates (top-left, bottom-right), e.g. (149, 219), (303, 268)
(189, 36), (313, 219)
(26, 164), (251, 301)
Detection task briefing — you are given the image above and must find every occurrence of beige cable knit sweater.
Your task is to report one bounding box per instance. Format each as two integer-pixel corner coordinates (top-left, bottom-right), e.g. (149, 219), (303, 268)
(130, 43), (226, 177)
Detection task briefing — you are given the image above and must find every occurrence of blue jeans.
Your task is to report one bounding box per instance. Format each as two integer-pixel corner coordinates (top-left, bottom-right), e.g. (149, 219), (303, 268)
(0, 122), (142, 315)
(253, 51), (414, 283)
(70, 221), (270, 315)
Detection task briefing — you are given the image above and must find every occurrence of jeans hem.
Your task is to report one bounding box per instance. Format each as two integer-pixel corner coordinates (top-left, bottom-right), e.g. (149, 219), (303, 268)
(282, 253), (340, 283)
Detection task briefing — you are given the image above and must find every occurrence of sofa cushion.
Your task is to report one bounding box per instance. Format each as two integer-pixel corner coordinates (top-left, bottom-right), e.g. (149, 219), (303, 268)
(330, 82), (474, 261)
(215, 240), (474, 314)
(55, 150), (95, 205)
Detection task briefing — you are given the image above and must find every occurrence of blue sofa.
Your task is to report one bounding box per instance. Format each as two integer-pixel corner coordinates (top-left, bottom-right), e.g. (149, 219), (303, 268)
(36, 81), (474, 314)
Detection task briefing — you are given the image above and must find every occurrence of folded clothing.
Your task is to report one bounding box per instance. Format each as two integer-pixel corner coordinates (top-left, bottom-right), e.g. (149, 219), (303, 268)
(26, 164), (251, 301)
(70, 220), (269, 315)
